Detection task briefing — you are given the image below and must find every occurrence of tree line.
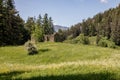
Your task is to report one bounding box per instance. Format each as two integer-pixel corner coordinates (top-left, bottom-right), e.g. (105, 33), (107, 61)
(0, 0), (54, 46)
(59, 4), (120, 46)
(25, 13), (54, 42)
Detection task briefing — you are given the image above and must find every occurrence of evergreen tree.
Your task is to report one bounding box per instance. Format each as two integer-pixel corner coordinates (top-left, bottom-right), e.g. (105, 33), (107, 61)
(48, 17), (54, 34)
(89, 24), (96, 36)
(36, 14), (42, 26)
(25, 17), (35, 34)
(33, 25), (44, 42)
(81, 20), (89, 36)
(0, 0), (29, 45)
(43, 13), (49, 35)
(34, 15), (44, 42)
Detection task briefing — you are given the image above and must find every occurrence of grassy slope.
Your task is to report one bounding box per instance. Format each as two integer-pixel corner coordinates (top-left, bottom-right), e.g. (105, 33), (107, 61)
(0, 42), (120, 80)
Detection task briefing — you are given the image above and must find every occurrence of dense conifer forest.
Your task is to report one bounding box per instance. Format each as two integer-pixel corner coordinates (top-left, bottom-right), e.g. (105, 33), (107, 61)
(0, 0), (120, 47)
(59, 4), (120, 46)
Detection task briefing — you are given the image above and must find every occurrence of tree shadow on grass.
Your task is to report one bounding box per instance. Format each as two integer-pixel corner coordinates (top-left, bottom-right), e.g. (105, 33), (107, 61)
(0, 71), (26, 80)
(26, 72), (117, 80)
(38, 49), (51, 53)
(0, 71), (118, 80)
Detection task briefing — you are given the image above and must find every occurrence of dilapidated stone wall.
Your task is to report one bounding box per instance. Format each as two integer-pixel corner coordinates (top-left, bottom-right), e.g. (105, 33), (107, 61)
(44, 33), (56, 42)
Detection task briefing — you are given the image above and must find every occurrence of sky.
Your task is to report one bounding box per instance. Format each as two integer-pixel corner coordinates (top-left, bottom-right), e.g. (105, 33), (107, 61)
(14, 0), (120, 27)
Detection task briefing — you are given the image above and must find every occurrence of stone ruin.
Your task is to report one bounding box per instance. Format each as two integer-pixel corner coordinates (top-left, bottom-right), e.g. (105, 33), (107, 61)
(44, 33), (56, 42)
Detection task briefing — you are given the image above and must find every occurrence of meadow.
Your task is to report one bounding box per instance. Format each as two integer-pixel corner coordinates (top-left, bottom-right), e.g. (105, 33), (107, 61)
(0, 42), (120, 80)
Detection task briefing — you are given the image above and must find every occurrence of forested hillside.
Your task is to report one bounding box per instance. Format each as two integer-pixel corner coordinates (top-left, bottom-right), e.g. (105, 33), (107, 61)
(61, 4), (120, 46)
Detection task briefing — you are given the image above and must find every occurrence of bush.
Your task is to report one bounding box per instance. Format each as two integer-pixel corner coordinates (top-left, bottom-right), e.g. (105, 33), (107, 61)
(67, 35), (74, 40)
(97, 37), (116, 48)
(98, 39), (107, 47)
(25, 41), (38, 55)
(54, 33), (66, 42)
(64, 34), (90, 45)
(96, 35), (102, 45)
(107, 41), (116, 48)
(75, 34), (90, 45)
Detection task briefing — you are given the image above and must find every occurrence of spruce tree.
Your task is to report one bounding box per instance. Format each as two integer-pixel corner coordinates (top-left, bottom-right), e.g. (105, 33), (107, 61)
(25, 17), (35, 35)
(43, 13), (49, 35)
(36, 14), (42, 26)
(0, 0), (29, 45)
(34, 15), (44, 42)
(48, 17), (54, 34)
(81, 20), (89, 36)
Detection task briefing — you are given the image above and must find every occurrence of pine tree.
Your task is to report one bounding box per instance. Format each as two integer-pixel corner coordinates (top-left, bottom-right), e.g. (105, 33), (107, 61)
(43, 13), (49, 35)
(48, 17), (54, 34)
(4, 0), (18, 45)
(34, 14), (44, 42)
(33, 25), (44, 42)
(14, 14), (30, 44)
(0, 0), (29, 45)
(25, 17), (35, 34)
(36, 14), (42, 26)
(105, 17), (111, 39)
(81, 20), (89, 36)
(89, 24), (96, 36)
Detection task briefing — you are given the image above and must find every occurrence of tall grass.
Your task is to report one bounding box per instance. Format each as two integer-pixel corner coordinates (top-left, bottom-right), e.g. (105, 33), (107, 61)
(0, 42), (120, 80)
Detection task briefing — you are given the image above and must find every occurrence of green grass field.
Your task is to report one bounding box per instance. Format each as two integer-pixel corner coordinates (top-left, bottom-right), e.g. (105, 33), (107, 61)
(0, 42), (120, 80)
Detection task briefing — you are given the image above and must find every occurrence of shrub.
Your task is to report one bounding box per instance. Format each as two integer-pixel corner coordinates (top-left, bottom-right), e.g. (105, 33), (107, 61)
(89, 36), (96, 45)
(97, 37), (116, 48)
(24, 41), (38, 55)
(98, 39), (107, 47)
(96, 35), (102, 45)
(54, 33), (66, 42)
(67, 35), (74, 40)
(75, 34), (90, 45)
(107, 41), (116, 48)
(64, 34), (90, 45)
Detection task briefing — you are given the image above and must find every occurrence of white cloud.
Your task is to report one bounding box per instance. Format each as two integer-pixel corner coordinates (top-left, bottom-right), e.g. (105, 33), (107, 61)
(100, 0), (108, 3)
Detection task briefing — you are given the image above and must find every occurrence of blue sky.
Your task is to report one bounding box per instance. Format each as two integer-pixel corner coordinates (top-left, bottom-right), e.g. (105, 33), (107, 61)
(14, 0), (120, 27)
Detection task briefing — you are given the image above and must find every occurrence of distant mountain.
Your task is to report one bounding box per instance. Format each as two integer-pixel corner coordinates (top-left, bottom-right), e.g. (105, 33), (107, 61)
(54, 25), (68, 32)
